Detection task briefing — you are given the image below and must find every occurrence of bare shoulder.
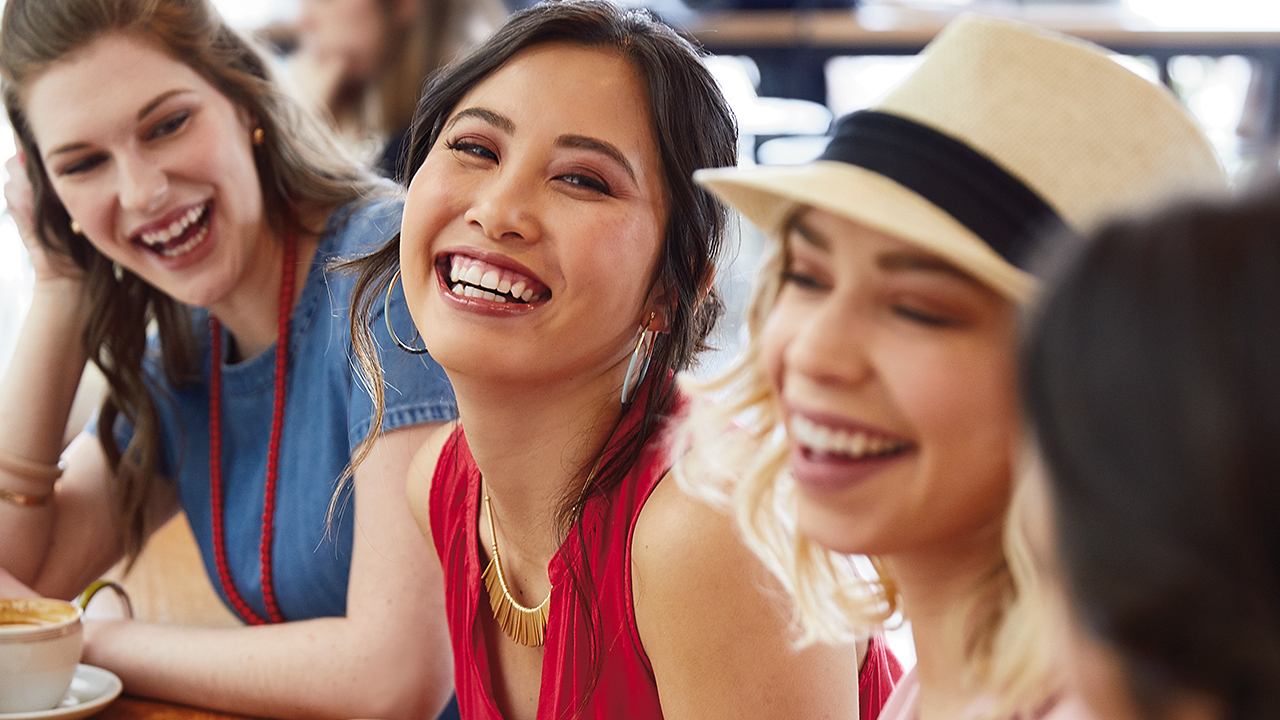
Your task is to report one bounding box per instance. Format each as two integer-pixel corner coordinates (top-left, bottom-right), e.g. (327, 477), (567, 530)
(632, 471), (761, 597)
(632, 473), (860, 720)
(404, 421), (457, 545)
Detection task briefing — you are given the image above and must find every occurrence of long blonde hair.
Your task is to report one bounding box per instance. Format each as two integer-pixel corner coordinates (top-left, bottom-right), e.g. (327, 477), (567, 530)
(675, 216), (1057, 716)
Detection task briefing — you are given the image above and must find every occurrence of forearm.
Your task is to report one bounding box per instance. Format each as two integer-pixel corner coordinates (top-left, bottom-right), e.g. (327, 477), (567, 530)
(0, 282), (94, 582)
(84, 616), (453, 720)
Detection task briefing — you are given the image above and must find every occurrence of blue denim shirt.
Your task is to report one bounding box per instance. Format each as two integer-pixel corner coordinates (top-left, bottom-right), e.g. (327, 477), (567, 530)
(124, 198), (456, 621)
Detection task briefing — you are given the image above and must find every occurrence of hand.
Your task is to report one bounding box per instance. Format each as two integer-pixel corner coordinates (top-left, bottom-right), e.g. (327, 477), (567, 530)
(3, 151), (85, 285)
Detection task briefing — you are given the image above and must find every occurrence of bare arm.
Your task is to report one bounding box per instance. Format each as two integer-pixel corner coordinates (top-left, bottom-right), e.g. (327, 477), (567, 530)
(81, 422), (454, 720)
(0, 152), (129, 588)
(633, 474), (862, 720)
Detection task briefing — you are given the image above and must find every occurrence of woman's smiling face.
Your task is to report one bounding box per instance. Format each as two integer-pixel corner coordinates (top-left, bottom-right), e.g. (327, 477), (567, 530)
(399, 42), (669, 389)
(762, 207), (1020, 558)
(24, 32), (268, 309)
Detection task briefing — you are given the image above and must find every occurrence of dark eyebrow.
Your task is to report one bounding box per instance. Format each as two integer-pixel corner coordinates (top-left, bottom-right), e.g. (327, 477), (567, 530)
(46, 88), (193, 158)
(784, 215), (831, 251)
(444, 107), (516, 134)
(137, 88), (190, 121)
(555, 134), (636, 184)
(878, 251), (983, 286)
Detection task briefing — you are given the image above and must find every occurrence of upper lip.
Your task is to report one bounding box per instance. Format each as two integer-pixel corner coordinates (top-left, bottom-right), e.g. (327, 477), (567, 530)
(783, 403), (915, 445)
(435, 246), (548, 287)
(126, 200), (209, 243)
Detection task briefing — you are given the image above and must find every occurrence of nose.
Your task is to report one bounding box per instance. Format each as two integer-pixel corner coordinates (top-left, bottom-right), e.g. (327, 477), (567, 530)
(784, 292), (875, 389)
(116, 151), (169, 214)
(463, 168), (542, 245)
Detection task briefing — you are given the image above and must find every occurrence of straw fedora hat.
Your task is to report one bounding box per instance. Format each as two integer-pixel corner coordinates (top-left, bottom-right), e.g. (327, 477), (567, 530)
(695, 14), (1227, 301)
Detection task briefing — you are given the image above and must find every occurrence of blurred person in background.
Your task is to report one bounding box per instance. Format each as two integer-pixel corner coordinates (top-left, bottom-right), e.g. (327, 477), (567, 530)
(0, 0), (460, 717)
(680, 15), (1226, 720)
(291, 0), (507, 182)
(1022, 181), (1280, 720)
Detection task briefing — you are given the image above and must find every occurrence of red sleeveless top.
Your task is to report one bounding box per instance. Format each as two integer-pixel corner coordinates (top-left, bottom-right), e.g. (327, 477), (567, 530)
(429, 425), (901, 720)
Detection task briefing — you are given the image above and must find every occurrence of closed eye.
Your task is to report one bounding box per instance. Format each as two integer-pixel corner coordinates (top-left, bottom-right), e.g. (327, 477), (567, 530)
(145, 109), (191, 141)
(783, 271), (828, 291)
(892, 304), (960, 328)
(59, 153), (108, 176)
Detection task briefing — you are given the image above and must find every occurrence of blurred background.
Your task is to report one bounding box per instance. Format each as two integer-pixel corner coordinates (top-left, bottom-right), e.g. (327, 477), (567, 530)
(1, 0), (1278, 663)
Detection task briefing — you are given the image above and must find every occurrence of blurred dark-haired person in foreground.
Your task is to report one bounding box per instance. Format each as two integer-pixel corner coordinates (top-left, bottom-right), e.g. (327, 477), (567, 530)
(1022, 181), (1280, 720)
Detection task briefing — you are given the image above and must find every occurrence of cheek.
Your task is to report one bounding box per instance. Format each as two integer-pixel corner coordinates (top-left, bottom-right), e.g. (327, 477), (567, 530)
(887, 341), (1018, 521)
(400, 161), (457, 306)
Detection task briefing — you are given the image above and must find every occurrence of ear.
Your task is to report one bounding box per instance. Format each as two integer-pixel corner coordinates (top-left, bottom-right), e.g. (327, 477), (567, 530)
(236, 105), (258, 135)
(697, 267), (716, 305)
(642, 282), (675, 334)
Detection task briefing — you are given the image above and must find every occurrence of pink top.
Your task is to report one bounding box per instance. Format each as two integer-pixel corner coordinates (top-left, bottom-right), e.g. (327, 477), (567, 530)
(877, 669), (1098, 720)
(430, 419), (903, 719)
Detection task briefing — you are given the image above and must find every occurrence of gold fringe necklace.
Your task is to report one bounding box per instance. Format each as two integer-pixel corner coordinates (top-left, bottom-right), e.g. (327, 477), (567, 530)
(482, 490), (551, 647)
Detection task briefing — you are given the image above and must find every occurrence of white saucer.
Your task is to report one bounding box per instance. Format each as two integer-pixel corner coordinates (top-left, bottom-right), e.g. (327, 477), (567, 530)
(0, 665), (123, 720)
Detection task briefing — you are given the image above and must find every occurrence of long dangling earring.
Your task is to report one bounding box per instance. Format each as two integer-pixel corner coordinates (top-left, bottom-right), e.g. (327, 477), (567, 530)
(384, 269), (429, 354)
(621, 312), (658, 407)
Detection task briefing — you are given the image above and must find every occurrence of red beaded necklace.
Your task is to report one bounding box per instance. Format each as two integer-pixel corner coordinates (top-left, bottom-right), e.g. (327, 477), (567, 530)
(207, 226), (297, 625)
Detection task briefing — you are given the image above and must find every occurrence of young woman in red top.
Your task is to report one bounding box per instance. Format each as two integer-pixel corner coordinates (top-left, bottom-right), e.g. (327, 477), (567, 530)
(348, 2), (897, 718)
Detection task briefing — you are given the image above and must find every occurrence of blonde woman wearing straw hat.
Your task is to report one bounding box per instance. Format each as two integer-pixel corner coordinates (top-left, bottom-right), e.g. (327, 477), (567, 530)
(678, 14), (1226, 720)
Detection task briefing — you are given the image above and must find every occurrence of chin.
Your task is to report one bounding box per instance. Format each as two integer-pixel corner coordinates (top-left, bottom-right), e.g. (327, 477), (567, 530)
(794, 496), (879, 556)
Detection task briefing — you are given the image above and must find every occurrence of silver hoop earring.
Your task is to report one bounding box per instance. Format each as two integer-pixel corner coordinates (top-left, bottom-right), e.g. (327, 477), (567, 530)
(385, 269), (429, 355)
(621, 312), (657, 407)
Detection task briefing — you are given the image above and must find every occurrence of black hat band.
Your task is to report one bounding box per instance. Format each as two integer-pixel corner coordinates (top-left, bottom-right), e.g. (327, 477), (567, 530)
(818, 110), (1069, 270)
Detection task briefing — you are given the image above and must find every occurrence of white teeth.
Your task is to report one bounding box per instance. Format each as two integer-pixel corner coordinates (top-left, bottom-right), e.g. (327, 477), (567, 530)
(849, 432), (867, 456)
(158, 222), (208, 258)
(445, 256), (547, 304)
(140, 203), (207, 247)
(789, 415), (908, 460)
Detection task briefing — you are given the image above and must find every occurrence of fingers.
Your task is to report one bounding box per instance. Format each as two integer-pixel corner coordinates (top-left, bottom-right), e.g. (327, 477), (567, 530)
(4, 152), (37, 244)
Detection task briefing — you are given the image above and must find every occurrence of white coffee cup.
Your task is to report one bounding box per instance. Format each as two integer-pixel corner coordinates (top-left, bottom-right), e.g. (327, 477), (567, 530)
(0, 598), (84, 713)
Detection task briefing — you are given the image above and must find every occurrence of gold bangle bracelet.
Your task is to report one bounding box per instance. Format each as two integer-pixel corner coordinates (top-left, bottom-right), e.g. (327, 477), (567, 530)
(0, 485), (53, 507)
(0, 450), (64, 483)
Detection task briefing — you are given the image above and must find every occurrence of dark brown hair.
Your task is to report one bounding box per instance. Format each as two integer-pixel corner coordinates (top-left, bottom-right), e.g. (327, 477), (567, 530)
(0, 0), (382, 562)
(1024, 180), (1280, 719)
(345, 0), (736, 706)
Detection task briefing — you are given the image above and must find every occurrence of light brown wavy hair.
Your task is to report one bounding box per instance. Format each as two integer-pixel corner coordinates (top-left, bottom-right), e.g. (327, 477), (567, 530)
(0, 0), (383, 563)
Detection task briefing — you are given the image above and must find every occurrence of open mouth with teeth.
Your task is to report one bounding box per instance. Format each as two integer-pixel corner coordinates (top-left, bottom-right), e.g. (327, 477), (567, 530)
(439, 253), (550, 304)
(133, 200), (212, 258)
(789, 415), (915, 462)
